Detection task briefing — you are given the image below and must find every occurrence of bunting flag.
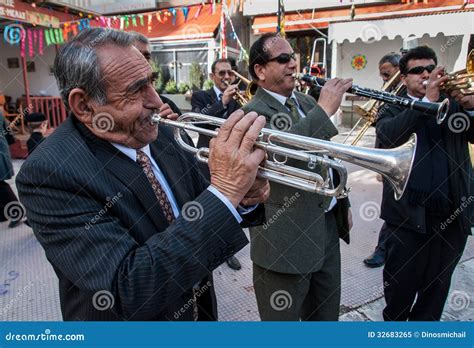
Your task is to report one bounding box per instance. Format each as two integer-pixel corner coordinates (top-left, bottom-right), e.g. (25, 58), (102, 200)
(28, 29), (33, 58)
(156, 11), (163, 23)
(139, 14), (145, 26)
(195, 3), (204, 18)
(147, 14), (153, 32)
(220, 7), (226, 58)
(169, 8), (177, 25)
(38, 29), (44, 55)
(131, 15), (137, 27)
(182, 7), (189, 22)
(277, 0), (286, 37)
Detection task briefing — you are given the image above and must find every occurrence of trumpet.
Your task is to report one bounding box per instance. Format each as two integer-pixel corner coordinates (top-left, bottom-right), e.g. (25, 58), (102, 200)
(223, 80), (249, 105)
(151, 112), (417, 200)
(422, 49), (474, 96)
(295, 73), (450, 124)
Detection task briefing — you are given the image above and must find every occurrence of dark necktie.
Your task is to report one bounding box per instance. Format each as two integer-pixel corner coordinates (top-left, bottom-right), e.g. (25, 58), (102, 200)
(136, 150), (200, 320)
(285, 97), (301, 123)
(136, 150), (175, 224)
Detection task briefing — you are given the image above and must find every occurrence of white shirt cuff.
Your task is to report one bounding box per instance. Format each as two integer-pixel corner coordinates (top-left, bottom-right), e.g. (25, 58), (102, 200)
(464, 109), (474, 117)
(206, 186), (243, 223)
(238, 204), (258, 215)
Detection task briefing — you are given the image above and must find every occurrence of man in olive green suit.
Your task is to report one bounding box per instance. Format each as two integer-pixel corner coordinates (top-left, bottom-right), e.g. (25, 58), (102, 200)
(242, 33), (353, 321)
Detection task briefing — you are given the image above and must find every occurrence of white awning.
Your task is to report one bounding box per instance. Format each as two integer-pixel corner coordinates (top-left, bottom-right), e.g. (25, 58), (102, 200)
(328, 12), (474, 44)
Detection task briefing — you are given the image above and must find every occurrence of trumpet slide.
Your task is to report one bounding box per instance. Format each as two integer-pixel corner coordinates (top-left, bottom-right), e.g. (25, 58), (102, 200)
(152, 113), (417, 200)
(295, 73), (450, 124)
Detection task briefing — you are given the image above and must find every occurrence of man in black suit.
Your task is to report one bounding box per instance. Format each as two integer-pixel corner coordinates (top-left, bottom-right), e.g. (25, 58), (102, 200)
(376, 46), (474, 321)
(191, 58), (241, 150)
(16, 28), (269, 321)
(190, 58), (243, 271)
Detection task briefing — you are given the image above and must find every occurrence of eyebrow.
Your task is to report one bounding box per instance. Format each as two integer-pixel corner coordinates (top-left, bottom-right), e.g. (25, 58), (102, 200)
(126, 76), (151, 94)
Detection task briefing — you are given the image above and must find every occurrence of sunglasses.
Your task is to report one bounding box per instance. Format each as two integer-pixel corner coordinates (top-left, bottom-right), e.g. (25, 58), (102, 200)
(216, 70), (235, 77)
(267, 52), (297, 64)
(405, 64), (436, 75)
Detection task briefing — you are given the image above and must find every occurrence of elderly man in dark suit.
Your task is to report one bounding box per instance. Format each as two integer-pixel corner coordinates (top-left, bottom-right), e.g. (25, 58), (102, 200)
(242, 33), (353, 321)
(16, 28), (269, 321)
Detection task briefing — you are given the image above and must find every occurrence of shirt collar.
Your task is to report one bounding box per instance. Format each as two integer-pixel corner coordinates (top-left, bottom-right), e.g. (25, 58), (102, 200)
(213, 85), (223, 99)
(262, 88), (300, 107)
(407, 93), (420, 101)
(110, 142), (151, 162)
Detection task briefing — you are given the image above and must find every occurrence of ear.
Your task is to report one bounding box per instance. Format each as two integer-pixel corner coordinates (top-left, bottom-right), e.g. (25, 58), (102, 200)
(68, 88), (95, 124)
(209, 72), (214, 80)
(254, 63), (266, 81)
(400, 74), (407, 86)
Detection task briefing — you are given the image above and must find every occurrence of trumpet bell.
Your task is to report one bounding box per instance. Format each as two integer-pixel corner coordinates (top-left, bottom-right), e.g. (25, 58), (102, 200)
(440, 49), (474, 96)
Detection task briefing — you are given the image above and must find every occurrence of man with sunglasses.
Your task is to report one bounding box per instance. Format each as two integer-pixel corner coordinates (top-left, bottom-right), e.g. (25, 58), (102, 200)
(242, 33), (353, 321)
(376, 46), (474, 321)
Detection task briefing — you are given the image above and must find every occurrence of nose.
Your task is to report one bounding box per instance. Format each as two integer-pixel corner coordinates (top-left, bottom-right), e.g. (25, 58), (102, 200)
(143, 85), (163, 110)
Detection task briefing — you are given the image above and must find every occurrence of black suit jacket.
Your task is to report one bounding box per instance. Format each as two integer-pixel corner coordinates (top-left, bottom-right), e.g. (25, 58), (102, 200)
(191, 88), (240, 149)
(27, 132), (45, 156)
(16, 115), (264, 321)
(376, 94), (474, 235)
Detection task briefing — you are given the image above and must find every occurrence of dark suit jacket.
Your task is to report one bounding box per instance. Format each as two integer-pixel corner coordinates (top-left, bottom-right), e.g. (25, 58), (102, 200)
(242, 87), (350, 274)
(27, 132), (45, 156)
(191, 88), (240, 149)
(16, 115), (264, 321)
(376, 94), (474, 235)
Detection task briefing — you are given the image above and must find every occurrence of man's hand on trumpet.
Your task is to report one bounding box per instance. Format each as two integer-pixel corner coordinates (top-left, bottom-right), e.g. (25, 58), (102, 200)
(318, 78), (353, 117)
(208, 110), (269, 207)
(156, 101), (179, 120)
(222, 83), (240, 106)
(424, 66), (449, 102)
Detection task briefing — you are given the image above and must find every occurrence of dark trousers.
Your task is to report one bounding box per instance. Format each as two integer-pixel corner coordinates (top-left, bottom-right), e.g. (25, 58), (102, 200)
(374, 222), (390, 256)
(253, 210), (341, 321)
(0, 180), (18, 221)
(383, 217), (468, 321)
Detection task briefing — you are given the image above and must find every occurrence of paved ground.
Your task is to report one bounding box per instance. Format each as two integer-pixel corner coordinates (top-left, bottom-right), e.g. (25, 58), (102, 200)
(0, 127), (472, 321)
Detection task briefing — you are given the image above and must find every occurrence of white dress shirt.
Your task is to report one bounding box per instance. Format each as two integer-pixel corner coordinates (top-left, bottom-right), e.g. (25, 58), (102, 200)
(262, 89), (337, 212)
(110, 142), (243, 223)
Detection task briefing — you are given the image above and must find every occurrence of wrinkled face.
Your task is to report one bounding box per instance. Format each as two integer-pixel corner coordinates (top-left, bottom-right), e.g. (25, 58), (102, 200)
(401, 58), (436, 98)
(133, 40), (151, 62)
(90, 45), (162, 148)
(255, 37), (297, 97)
(210, 62), (234, 92)
(379, 62), (398, 83)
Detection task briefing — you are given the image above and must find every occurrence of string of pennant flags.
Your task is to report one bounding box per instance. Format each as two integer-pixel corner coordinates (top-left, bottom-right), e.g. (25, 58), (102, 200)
(2, 0), (247, 60)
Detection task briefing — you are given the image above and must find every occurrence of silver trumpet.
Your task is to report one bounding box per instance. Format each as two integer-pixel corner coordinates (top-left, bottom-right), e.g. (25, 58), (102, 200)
(296, 73), (450, 124)
(151, 113), (417, 200)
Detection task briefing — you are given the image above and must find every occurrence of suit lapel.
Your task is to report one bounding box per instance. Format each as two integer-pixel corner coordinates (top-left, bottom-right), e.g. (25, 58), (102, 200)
(76, 120), (170, 230)
(149, 127), (193, 209)
(254, 87), (290, 115)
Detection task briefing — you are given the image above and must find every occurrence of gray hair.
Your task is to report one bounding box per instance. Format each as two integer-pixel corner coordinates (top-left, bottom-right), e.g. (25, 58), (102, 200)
(379, 53), (401, 67)
(54, 28), (134, 110)
(130, 31), (149, 45)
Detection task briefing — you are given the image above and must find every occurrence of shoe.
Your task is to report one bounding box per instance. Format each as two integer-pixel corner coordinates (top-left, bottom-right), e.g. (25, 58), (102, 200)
(226, 256), (241, 270)
(363, 252), (385, 268)
(8, 219), (23, 228)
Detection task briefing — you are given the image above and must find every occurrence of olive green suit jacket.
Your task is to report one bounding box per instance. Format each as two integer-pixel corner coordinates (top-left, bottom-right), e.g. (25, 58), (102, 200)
(242, 87), (350, 274)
